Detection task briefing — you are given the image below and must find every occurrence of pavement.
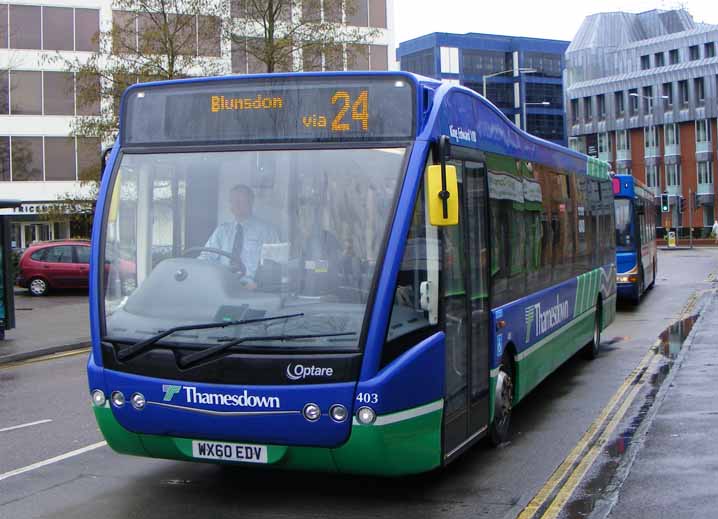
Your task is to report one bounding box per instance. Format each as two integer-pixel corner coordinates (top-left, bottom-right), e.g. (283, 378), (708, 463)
(0, 288), (90, 365)
(595, 289), (718, 519)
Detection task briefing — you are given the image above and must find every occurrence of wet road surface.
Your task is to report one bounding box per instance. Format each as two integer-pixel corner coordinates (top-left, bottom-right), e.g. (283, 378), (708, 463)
(1, 248), (716, 519)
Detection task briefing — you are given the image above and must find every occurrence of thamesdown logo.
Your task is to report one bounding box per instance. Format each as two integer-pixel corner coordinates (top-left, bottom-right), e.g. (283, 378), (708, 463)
(160, 385), (280, 409)
(162, 385), (182, 402)
(525, 295), (570, 343)
(524, 307), (536, 343)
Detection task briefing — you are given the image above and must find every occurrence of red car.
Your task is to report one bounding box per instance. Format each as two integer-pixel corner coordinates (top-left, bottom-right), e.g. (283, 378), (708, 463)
(16, 240), (92, 296)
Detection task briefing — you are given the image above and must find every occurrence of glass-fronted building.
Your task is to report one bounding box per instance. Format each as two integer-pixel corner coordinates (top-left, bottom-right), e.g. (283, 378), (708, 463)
(396, 32), (569, 146)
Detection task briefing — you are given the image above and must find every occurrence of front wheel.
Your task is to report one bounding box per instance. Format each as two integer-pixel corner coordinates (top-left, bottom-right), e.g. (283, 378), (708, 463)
(29, 277), (49, 296)
(489, 356), (514, 446)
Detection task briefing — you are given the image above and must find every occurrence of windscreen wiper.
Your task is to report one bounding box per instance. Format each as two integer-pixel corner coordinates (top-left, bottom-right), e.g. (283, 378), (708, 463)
(113, 313), (304, 362)
(177, 332), (357, 370)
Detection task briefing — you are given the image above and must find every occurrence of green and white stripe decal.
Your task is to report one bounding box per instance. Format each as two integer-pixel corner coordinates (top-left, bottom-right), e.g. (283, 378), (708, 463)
(574, 268), (601, 317)
(586, 156), (610, 180)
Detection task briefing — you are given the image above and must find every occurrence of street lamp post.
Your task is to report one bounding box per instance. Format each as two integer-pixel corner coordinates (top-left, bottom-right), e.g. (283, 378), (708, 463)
(522, 101), (550, 133)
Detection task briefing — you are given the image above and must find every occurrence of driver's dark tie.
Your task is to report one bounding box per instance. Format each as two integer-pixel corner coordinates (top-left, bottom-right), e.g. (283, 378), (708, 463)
(232, 223), (244, 264)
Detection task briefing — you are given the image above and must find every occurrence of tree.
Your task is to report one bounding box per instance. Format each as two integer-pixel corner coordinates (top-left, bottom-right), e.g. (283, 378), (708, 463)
(230, 0), (380, 73)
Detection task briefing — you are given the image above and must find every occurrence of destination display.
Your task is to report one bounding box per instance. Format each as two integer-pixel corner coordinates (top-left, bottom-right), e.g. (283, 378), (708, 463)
(123, 76), (415, 145)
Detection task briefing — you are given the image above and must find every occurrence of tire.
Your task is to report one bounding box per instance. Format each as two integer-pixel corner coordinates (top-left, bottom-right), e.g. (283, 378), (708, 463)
(489, 355), (514, 446)
(29, 277), (49, 296)
(583, 300), (602, 360)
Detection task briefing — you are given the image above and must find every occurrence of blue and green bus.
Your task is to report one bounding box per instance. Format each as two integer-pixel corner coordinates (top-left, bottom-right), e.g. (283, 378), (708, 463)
(612, 174), (657, 304)
(87, 72), (616, 476)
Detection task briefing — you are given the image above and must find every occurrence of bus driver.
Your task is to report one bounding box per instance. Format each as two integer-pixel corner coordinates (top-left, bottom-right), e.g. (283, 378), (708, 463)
(202, 184), (278, 289)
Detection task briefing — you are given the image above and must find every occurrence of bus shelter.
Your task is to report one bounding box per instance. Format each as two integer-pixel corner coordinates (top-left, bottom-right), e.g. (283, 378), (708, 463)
(0, 200), (21, 339)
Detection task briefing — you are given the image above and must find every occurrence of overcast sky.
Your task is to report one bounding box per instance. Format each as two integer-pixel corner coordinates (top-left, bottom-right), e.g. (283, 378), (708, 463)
(393, 0), (717, 48)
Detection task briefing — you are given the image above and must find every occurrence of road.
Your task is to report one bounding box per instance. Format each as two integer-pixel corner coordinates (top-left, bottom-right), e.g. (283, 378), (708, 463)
(1, 248), (716, 519)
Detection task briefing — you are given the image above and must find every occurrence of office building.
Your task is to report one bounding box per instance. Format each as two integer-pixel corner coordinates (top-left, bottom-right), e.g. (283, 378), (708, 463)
(397, 32), (569, 146)
(565, 9), (718, 231)
(0, 0), (394, 250)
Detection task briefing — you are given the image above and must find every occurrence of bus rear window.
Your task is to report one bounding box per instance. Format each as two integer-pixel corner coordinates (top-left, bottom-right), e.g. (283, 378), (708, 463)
(614, 199), (633, 248)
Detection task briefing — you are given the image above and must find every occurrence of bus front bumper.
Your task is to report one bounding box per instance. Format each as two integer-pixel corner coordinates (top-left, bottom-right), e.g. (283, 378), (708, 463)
(92, 400), (442, 477)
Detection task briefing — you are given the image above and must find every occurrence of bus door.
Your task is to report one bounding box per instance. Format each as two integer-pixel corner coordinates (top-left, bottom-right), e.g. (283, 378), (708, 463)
(442, 158), (491, 459)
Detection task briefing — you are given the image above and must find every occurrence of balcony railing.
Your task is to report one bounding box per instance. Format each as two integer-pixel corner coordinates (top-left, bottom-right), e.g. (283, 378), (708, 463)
(664, 143), (680, 156)
(616, 149), (631, 161)
(697, 141), (712, 154)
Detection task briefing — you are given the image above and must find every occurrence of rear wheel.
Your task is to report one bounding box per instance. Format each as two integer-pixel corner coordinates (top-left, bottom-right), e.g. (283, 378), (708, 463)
(29, 277), (48, 296)
(583, 300), (602, 360)
(489, 355), (514, 446)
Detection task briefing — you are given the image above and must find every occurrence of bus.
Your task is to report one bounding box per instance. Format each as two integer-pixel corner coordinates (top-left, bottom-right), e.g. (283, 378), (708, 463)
(612, 174), (657, 304)
(88, 72), (616, 476)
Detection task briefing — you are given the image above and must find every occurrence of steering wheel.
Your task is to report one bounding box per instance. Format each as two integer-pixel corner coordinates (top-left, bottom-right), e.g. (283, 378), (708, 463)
(181, 247), (246, 277)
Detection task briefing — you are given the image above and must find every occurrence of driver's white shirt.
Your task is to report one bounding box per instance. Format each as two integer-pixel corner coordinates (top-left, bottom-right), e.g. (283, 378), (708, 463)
(202, 218), (279, 280)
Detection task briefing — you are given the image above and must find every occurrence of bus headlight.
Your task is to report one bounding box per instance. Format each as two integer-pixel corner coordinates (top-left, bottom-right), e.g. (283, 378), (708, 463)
(329, 404), (348, 422)
(356, 406), (376, 425)
(111, 391), (125, 408)
(130, 393), (146, 410)
(91, 389), (106, 407)
(302, 403), (321, 422)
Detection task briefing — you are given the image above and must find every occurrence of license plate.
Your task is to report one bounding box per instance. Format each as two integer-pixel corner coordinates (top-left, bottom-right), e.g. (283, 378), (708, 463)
(191, 440), (268, 464)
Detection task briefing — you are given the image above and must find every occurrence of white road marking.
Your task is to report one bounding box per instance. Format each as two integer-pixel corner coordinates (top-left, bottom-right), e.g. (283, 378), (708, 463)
(0, 441), (107, 483)
(0, 419), (53, 433)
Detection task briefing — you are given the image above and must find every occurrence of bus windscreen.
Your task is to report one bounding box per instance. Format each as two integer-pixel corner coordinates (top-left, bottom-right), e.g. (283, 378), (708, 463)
(122, 76), (415, 145)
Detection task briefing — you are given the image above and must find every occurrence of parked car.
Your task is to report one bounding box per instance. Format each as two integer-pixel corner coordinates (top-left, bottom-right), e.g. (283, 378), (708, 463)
(16, 240), (92, 296)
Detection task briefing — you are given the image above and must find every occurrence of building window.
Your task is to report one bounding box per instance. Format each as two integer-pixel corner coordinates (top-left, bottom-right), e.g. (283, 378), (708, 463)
(662, 82), (673, 107)
(369, 44), (388, 70)
(346, 0), (369, 26)
(522, 52), (562, 78)
(0, 71), (8, 114)
(10, 71), (42, 115)
(655, 52), (665, 67)
(597, 132), (610, 153)
(640, 55), (650, 70)
(440, 47), (459, 74)
(43, 7), (74, 51)
(644, 126), (658, 149)
(597, 94), (606, 119)
(400, 49), (435, 77)
(368, 0), (387, 28)
(9, 5), (41, 49)
(706, 42), (716, 58)
(665, 123), (680, 146)
(482, 82), (514, 108)
(461, 49), (512, 76)
(666, 164), (681, 187)
(616, 130), (630, 151)
(698, 162), (713, 185)
(583, 97), (592, 121)
(569, 98), (578, 124)
(642, 85), (653, 113)
(614, 91), (624, 115)
(0, 5), (6, 48)
(44, 138), (77, 181)
(646, 165), (659, 189)
(77, 138), (101, 180)
(629, 88), (638, 114)
(678, 80), (689, 106)
(616, 165), (631, 175)
(75, 9), (100, 52)
(0, 137), (9, 181)
(689, 45), (700, 61)
(525, 82), (563, 108)
(11, 137), (43, 181)
(695, 77), (705, 104)
(696, 119), (711, 143)
(526, 114), (564, 141)
(669, 48), (679, 64)
(43, 72), (75, 116)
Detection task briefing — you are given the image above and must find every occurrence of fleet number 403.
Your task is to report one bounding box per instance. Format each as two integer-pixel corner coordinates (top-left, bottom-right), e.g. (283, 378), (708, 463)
(356, 392), (379, 404)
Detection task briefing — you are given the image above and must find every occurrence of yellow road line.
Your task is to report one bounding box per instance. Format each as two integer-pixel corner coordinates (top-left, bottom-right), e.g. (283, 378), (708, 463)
(516, 344), (658, 519)
(539, 354), (661, 519)
(0, 348), (90, 371)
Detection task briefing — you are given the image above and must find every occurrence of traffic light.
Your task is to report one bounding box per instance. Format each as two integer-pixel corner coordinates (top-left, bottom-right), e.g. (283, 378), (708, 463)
(661, 193), (670, 213)
(679, 196), (686, 213)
